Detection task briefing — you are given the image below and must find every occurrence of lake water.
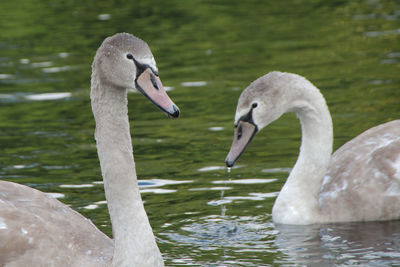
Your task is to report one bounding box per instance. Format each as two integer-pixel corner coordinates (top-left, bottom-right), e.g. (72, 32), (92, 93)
(1, 0), (399, 266)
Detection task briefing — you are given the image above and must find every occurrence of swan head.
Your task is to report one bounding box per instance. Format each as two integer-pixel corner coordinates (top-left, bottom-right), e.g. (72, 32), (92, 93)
(93, 33), (179, 118)
(225, 72), (294, 167)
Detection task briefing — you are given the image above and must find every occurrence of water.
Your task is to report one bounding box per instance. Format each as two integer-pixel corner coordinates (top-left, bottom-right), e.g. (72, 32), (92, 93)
(1, 0), (400, 265)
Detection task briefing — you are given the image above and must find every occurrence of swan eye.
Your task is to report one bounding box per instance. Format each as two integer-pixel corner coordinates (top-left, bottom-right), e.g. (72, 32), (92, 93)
(126, 54), (134, 60)
(252, 102), (258, 108)
(237, 125), (243, 140)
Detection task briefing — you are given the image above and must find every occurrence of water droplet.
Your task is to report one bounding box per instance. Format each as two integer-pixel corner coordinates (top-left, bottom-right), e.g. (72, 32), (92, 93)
(221, 205), (227, 216)
(226, 167), (232, 181)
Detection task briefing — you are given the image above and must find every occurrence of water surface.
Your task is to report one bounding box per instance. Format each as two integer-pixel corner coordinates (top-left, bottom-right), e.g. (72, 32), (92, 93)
(1, 0), (399, 265)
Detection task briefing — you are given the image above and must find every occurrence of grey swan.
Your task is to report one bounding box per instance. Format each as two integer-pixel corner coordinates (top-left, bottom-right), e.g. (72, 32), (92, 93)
(0, 33), (179, 266)
(225, 71), (400, 224)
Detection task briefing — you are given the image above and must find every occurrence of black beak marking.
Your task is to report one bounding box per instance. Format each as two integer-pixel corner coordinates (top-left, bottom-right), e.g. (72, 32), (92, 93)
(237, 102), (258, 125)
(131, 56), (158, 79)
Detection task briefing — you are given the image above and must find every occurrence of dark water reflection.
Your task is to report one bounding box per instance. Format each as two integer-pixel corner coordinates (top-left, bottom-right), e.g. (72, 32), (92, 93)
(1, 0), (400, 265)
(275, 221), (400, 266)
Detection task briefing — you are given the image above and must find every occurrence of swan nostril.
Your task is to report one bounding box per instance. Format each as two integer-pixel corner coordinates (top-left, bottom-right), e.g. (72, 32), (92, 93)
(150, 73), (159, 90)
(237, 126), (243, 140)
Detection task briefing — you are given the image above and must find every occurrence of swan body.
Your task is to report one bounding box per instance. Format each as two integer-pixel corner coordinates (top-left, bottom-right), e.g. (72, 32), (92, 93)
(225, 71), (400, 225)
(0, 33), (179, 266)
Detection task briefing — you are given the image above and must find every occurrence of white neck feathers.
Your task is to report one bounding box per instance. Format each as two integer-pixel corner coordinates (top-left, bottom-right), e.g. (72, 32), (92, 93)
(272, 84), (333, 224)
(90, 70), (163, 266)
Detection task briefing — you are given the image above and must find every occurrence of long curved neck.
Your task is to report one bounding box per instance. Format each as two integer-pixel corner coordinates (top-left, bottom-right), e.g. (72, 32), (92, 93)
(272, 87), (333, 225)
(90, 72), (163, 266)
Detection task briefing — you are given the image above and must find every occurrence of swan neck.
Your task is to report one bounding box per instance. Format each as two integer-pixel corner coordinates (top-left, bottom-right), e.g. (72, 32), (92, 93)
(273, 87), (333, 224)
(90, 74), (163, 266)
(297, 102), (333, 171)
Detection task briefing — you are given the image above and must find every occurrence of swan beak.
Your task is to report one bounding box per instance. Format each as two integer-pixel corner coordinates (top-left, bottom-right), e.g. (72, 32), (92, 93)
(135, 68), (180, 119)
(225, 121), (258, 167)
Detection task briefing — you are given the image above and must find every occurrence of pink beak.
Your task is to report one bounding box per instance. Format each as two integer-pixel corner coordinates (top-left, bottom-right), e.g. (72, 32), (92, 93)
(225, 121), (258, 167)
(136, 68), (180, 119)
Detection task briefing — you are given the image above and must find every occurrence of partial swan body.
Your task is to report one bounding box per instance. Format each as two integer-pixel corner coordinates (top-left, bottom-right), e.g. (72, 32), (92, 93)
(225, 71), (400, 225)
(0, 33), (179, 266)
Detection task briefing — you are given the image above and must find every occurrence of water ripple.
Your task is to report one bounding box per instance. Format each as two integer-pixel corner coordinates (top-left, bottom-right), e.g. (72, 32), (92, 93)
(138, 178), (193, 188)
(197, 165), (245, 172)
(212, 178), (277, 184)
(25, 92), (72, 101)
(363, 28), (400, 37)
(181, 81), (207, 87)
(0, 92), (72, 103)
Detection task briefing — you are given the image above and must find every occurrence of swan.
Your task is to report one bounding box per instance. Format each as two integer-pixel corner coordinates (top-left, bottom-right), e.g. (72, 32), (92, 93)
(225, 71), (400, 225)
(0, 33), (179, 266)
